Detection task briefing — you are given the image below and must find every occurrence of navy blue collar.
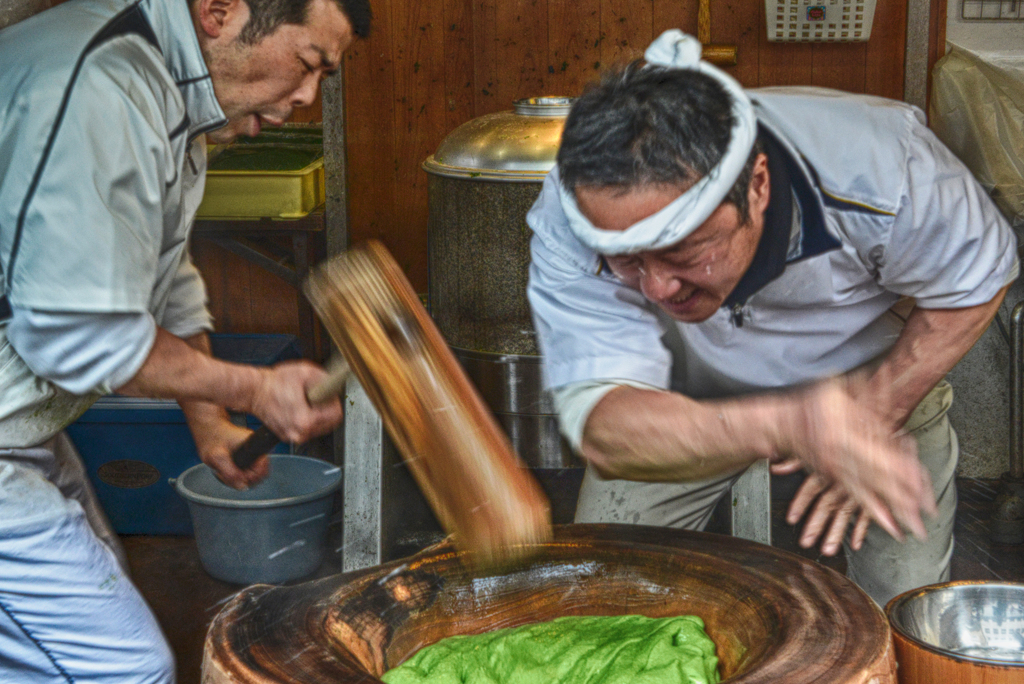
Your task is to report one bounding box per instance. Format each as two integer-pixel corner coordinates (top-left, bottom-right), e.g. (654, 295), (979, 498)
(721, 125), (840, 309)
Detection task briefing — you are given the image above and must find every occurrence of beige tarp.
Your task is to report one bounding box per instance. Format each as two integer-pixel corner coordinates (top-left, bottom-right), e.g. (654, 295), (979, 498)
(931, 45), (1024, 231)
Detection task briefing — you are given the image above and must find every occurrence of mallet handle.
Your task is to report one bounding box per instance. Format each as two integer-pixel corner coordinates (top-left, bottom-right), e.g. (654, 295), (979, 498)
(231, 357), (350, 470)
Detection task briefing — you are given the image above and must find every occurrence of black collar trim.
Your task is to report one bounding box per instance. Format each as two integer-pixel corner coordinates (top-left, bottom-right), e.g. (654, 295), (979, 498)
(722, 125), (841, 309)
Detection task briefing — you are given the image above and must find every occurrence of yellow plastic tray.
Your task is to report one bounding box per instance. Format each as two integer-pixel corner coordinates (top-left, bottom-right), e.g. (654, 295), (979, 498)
(197, 150), (325, 220)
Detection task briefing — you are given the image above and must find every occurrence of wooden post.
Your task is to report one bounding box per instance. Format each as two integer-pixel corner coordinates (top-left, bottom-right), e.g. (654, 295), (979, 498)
(321, 71), (349, 259)
(731, 459), (772, 546)
(322, 68), (389, 571)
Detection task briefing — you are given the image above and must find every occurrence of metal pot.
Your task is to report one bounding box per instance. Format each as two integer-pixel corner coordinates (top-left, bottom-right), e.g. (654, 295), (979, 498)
(423, 97), (578, 472)
(887, 580), (1024, 683)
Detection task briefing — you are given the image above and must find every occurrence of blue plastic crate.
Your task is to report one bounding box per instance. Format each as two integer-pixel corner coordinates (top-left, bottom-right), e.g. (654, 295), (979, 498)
(66, 334), (302, 535)
(209, 333), (302, 366)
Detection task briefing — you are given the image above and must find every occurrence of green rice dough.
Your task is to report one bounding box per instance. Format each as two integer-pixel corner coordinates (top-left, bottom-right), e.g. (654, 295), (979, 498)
(380, 615), (720, 684)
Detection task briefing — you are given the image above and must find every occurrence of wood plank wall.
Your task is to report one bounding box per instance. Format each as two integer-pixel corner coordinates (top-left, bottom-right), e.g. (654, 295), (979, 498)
(196, 0), (910, 337)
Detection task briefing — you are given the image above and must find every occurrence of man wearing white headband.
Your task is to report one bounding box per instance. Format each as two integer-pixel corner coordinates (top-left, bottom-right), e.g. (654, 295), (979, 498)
(527, 30), (1018, 605)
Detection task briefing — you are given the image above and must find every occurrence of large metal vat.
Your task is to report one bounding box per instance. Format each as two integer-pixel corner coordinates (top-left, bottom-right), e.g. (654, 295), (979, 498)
(423, 97), (577, 471)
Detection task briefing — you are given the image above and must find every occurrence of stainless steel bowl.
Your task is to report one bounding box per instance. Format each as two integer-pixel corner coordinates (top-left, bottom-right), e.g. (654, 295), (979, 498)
(888, 581), (1024, 666)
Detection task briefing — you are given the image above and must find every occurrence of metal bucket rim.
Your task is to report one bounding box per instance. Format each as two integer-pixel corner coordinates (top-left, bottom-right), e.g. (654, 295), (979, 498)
(886, 579), (1024, 667)
(174, 454), (342, 510)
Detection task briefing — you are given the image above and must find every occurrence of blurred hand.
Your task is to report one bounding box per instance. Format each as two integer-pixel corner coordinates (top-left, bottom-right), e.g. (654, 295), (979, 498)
(191, 416), (270, 489)
(778, 378), (937, 543)
(249, 360), (344, 444)
(771, 459), (870, 555)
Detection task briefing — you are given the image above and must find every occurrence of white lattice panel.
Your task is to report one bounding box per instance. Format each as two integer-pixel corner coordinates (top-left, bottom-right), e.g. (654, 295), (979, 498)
(766, 0), (878, 41)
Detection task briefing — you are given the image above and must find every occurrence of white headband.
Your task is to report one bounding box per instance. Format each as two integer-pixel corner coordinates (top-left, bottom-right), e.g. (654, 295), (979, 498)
(558, 29), (758, 256)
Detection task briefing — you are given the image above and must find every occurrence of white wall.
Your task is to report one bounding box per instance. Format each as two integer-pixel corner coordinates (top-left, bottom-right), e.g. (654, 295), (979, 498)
(946, 5), (1024, 52)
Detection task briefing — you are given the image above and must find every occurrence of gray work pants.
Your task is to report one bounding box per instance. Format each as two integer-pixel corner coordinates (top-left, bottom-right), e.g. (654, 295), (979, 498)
(0, 433), (175, 683)
(575, 382), (958, 607)
(0, 432), (128, 571)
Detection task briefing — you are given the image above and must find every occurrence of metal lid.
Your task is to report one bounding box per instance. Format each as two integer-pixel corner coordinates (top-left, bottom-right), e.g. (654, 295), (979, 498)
(422, 96), (573, 182)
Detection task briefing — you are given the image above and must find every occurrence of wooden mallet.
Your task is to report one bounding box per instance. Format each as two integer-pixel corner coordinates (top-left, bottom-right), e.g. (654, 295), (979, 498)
(304, 241), (553, 569)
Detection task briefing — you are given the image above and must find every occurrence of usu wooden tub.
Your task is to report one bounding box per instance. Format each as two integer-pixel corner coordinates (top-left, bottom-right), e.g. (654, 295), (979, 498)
(203, 524), (895, 683)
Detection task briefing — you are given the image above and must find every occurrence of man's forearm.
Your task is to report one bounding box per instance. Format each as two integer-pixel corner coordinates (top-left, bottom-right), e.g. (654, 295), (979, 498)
(118, 327), (341, 448)
(169, 332), (276, 487)
(865, 285), (1010, 431)
(116, 327), (267, 414)
(580, 366), (933, 539)
(580, 386), (784, 481)
(175, 332), (236, 431)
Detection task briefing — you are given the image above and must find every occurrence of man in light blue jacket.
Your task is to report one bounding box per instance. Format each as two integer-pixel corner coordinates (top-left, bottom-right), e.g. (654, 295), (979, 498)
(528, 31), (1017, 606)
(0, 0), (368, 679)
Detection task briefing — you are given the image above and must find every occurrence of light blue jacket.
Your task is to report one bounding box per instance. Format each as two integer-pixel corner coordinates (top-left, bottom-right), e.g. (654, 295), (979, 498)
(528, 88), (1018, 408)
(0, 0), (226, 446)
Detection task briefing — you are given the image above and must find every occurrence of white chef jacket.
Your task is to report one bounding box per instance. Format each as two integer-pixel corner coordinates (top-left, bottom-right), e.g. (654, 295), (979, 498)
(527, 87), (1019, 449)
(0, 0), (227, 447)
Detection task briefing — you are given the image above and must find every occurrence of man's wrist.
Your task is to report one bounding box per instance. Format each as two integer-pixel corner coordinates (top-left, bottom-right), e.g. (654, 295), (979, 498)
(236, 364), (273, 418)
(180, 398), (230, 427)
(736, 393), (798, 462)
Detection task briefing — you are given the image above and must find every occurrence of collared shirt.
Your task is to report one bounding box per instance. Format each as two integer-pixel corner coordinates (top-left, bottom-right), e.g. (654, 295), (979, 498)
(527, 87), (1018, 448)
(0, 0), (227, 447)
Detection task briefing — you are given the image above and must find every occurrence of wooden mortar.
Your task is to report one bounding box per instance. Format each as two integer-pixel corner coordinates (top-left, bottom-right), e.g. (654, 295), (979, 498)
(203, 524), (896, 684)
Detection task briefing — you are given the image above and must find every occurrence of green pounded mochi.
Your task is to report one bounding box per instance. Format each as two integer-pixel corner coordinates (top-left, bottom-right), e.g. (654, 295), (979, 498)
(380, 614), (720, 684)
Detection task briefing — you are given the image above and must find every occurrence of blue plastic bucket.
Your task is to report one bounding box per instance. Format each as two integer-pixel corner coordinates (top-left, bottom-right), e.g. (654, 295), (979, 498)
(173, 454), (341, 584)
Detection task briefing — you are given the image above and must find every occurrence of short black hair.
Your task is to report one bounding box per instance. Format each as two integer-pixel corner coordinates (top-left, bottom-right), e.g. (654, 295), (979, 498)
(558, 61), (761, 221)
(238, 0), (372, 44)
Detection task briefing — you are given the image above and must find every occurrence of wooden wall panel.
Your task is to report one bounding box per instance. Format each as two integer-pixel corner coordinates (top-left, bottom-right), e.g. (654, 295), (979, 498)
(495, 0), (549, 105)
(443, 0), (475, 133)
(199, 0), (920, 339)
(390, 0), (445, 284)
(652, 0), (698, 40)
(758, 0), (814, 89)
(601, 0), (653, 68)
(344, 0), (397, 248)
(193, 241), (253, 333)
(758, 40), (814, 87)
(865, 0), (907, 98)
(717, 0), (761, 85)
(471, 0), (500, 114)
(246, 247), (304, 332)
(812, 42), (867, 91)
(192, 241), (298, 334)
(548, 0), (601, 97)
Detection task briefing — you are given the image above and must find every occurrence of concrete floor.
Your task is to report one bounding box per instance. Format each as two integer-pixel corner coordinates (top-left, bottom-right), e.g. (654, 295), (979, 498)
(123, 478), (1024, 684)
(121, 537), (238, 683)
